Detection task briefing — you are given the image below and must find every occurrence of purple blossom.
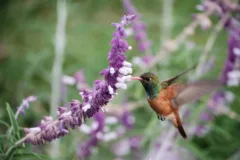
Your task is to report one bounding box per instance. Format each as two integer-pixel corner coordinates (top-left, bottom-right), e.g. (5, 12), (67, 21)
(221, 25), (240, 86)
(120, 110), (135, 129)
(62, 69), (89, 90)
(129, 136), (141, 151)
(123, 0), (155, 68)
(74, 69), (88, 90)
(191, 112), (213, 137)
(200, 112), (213, 121)
(208, 12), (240, 116)
(193, 1), (240, 137)
(113, 136), (141, 158)
(192, 13), (212, 30)
(123, 0), (153, 64)
(16, 96), (37, 118)
(23, 14), (136, 145)
(195, 125), (210, 137)
(77, 97), (137, 158)
(198, 56), (215, 75)
(77, 112), (105, 158)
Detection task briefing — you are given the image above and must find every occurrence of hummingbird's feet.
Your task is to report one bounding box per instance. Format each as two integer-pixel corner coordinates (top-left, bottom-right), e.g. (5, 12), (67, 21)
(157, 115), (165, 121)
(160, 117), (165, 121)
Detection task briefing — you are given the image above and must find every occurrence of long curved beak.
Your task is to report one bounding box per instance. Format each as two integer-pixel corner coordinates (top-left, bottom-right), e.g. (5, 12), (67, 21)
(131, 76), (142, 81)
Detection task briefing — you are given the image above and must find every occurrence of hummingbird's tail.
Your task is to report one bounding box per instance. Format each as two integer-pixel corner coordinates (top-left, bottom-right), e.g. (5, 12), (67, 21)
(177, 121), (187, 139)
(174, 112), (187, 139)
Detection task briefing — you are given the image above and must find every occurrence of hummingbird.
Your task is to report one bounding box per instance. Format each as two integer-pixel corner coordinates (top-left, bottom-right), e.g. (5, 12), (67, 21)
(131, 67), (221, 139)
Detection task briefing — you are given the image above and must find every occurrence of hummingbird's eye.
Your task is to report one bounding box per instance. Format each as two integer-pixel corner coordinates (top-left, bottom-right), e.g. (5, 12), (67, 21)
(146, 77), (151, 81)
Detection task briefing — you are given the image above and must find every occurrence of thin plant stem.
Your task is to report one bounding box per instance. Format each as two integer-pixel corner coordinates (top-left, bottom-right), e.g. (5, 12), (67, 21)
(137, 11), (212, 73)
(160, 0), (174, 78)
(50, 0), (67, 157)
(161, 0), (174, 43)
(195, 13), (230, 79)
(51, 0), (67, 118)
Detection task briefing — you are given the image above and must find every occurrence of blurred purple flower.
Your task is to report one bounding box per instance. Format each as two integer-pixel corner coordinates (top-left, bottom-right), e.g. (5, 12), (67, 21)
(193, 13), (212, 30)
(16, 96), (37, 118)
(201, 0), (223, 15)
(62, 69), (89, 90)
(24, 14), (135, 145)
(77, 112), (105, 158)
(74, 69), (88, 90)
(113, 136), (141, 158)
(191, 0), (240, 138)
(198, 56), (215, 76)
(120, 110), (135, 129)
(208, 14), (240, 114)
(123, 0), (153, 65)
(129, 136), (141, 150)
(200, 112), (214, 121)
(195, 125), (210, 137)
(132, 54), (154, 68)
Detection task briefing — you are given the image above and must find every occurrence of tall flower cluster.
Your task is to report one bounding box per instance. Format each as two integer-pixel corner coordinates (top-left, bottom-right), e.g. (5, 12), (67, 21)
(193, 0), (240, 137)
(77, 112), (105, 157)
(123, 0), (151, 54)
(221, 23), (240, 86)
(113, 136), (141, 158)
(23, 14), (136, 145)
(122, 0), (153, 67)
(206, 0), (240, 115)
(77, 107), (136, 158)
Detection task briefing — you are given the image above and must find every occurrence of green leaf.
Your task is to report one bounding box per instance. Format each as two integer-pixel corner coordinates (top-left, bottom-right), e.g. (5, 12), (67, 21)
(6, 103), (20, 139)
(141, 114), (158, 147)
(182, 142), (208, 160)
(211, 124), (232, 140)
(0, 140), (4, 155)
(0, 135), (7, 139)
(13, 152), (49, 160)
(0, 120), (10, 128)
(4, 145), (16, 160)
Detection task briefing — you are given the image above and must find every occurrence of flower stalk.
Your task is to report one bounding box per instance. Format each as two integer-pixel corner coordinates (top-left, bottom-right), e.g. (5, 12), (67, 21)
(18, 14), (136, 145)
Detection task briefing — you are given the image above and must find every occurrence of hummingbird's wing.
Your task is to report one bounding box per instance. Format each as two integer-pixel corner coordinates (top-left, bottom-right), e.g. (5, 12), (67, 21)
(160, 65), (196, 89)
(171, 80), (221, 107)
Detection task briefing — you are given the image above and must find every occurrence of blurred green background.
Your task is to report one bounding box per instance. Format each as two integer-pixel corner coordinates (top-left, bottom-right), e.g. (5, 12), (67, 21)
(0, 0), (240, 160)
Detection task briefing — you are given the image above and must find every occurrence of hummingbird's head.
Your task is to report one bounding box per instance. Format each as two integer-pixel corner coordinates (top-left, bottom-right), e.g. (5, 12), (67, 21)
(131, 72), (160, 99)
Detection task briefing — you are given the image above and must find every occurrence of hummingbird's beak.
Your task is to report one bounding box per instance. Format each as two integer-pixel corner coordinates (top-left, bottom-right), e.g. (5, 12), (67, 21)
(131, 76), (142, 81)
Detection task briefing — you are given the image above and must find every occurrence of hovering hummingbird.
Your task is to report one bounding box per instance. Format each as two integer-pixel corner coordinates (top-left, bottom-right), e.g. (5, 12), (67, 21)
(131, 67), (221, 139)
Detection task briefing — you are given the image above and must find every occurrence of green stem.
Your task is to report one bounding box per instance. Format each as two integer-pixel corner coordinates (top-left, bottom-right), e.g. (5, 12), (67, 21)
(49, 0), (67, 157)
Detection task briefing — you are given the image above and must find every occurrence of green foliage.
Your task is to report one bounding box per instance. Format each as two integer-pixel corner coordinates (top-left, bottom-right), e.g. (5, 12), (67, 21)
(13, 152), (49, 160)
(6, 103), (20, 140)
(0, 103), (50, 160)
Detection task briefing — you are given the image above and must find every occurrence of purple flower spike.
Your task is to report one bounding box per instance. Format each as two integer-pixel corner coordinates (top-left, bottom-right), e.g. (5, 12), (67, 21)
(77, 112), (105, 158)
(199, 4), (240, 137)
(221, 29), (240, 85)
(16, 96), (37, 118)
(123, 0), (152, 56)
(24, 14), (135, 145)
(208, 15), (239, 116)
